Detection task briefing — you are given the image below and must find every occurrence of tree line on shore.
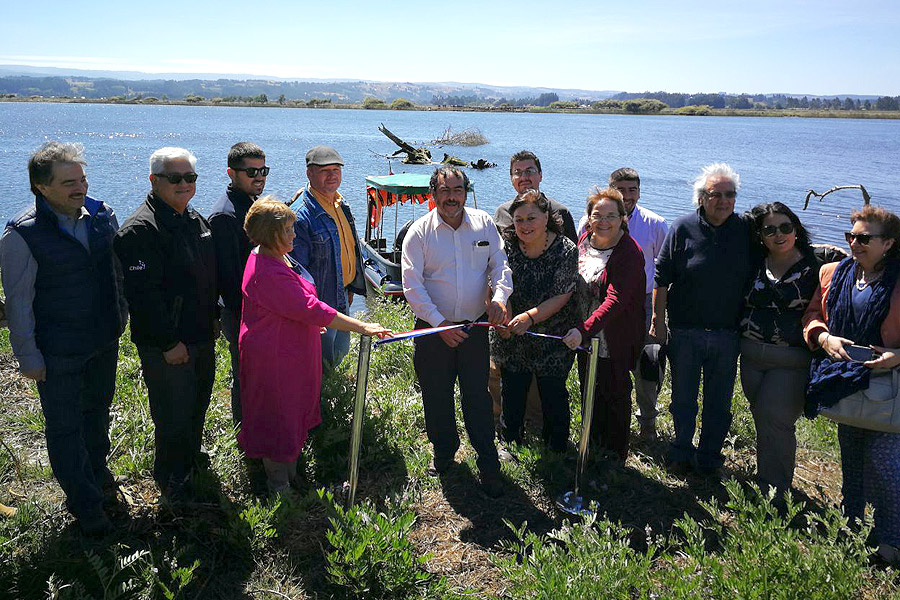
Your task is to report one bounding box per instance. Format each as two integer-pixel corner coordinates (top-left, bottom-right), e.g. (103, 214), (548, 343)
(2, 73), (898, 114)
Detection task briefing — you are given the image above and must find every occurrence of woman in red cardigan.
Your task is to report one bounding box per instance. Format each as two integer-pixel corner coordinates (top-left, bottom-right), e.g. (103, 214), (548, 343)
(563, 187), (645, 463)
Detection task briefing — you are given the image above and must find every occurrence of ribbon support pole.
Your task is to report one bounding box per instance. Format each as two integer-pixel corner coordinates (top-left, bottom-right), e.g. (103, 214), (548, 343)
(346, 334), (372, 508)
(557, 336), (600, 516)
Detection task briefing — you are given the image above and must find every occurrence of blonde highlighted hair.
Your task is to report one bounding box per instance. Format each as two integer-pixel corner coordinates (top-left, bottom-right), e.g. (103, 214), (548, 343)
(244, 196), (296, 249)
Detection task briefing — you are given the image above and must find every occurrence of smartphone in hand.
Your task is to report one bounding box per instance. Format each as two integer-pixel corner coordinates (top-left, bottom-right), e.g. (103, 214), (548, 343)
(845, 344), (876, 363)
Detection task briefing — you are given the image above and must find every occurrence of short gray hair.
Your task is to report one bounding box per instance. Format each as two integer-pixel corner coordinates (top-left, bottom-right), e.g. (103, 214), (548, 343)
(692, 162), (740, 206)
(28, 141), (86, 195)
(149, 147), (197, 175)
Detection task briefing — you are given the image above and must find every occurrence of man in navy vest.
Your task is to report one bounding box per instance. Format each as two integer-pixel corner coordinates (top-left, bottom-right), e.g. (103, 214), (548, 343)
(209, 142), (268, 424)
(0, 141), (127, 535)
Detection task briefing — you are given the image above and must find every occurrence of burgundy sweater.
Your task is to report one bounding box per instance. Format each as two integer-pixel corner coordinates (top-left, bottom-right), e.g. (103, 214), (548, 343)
(580, 232), (646, 363)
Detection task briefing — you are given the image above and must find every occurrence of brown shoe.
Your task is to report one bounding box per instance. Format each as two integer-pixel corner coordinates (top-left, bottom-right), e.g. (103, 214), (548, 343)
(0, 503), (16, 518)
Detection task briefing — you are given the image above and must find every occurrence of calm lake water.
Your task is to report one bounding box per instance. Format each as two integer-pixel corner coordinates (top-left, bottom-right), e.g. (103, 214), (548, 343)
(2, 101), (899, 250)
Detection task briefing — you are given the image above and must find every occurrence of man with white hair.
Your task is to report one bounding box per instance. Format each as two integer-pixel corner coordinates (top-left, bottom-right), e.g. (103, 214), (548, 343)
(1, 141), (127, 535)
(114, 147), (218, 501)
(651, 163), (751, 478)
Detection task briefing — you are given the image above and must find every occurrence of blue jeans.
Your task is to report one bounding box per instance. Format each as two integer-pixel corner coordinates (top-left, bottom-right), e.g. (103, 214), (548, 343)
(668, 328), (739, 469)
(321, 327), (350, 370)
(37, 341), (118, 520)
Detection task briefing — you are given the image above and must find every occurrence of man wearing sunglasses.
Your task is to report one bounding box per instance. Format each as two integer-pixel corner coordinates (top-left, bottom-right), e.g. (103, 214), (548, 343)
(289, 146), (367, 369)
(1, 141), (127, 535)
(210, 142), (268, 424)
(114, 147), (218, 504)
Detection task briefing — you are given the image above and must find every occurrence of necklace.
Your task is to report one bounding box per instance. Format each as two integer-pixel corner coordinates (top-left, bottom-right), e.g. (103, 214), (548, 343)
(520, 232), (550, 258)
(855, 264), (882, 290)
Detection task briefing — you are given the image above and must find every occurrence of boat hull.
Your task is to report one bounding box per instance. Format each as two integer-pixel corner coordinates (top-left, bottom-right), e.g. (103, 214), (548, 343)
(361, 240), (405, 299)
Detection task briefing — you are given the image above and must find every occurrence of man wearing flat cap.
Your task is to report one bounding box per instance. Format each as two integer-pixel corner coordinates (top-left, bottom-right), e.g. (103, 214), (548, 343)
(289, 146), (366, 368)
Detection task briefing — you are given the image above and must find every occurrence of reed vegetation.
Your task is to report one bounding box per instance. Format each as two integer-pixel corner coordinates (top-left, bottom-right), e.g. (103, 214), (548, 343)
(0, 298), (897, 599)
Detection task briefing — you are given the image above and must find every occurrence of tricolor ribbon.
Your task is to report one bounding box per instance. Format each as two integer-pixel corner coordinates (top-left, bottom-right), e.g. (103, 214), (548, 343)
(373, 321), (590, 352)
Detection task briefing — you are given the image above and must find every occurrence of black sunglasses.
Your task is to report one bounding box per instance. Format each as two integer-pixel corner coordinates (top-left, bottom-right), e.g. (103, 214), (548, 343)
(705, 190), (737, 200)
(233, 166), (270, 177)
(761, 223), (795, 237)
(155, 172), (198, 184)
(845, 231), (885, 245)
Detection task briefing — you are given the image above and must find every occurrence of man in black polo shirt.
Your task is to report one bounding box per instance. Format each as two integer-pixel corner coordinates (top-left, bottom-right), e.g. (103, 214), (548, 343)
(652, 163), (751, 478)
(209, 142), (268, 424)
(493, 150), (577, 243)
(115, 147), (218, 501)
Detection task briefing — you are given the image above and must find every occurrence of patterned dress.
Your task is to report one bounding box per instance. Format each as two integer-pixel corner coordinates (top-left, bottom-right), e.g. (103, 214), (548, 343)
(740, 252), (818, 347)
(490, 234), (578, 375)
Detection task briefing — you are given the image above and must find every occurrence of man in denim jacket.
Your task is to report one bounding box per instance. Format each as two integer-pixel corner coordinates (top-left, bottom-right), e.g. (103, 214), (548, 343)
(289, 146), (366, 368)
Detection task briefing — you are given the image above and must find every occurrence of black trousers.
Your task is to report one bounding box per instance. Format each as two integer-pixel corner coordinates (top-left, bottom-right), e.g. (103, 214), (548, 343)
(412, 319), (500, 476)
(499, 369), (569, 452)
(137, 341), (215, 489)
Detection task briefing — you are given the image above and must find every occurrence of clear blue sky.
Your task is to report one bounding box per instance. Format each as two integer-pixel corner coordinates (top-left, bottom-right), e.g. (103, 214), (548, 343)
(1, 0), (897, 96)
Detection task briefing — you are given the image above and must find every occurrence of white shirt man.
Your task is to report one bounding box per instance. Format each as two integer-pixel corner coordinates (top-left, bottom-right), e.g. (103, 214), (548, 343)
(401, 166), (512, 498)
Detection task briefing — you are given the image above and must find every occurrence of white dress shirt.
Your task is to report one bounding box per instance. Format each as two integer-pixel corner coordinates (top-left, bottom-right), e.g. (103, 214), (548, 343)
(401, 207), (513, 327)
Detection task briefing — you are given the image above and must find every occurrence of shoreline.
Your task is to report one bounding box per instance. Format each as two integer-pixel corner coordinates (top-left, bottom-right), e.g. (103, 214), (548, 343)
(2, 96), (899, 120)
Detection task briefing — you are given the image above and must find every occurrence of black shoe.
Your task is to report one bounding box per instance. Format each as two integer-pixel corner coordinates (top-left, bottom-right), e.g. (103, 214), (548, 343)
(429, 454), (456, 476)
(481, 472), (504, 498)
(99, 474), (128, 510)
(79, 511), (113, 537)
(667, 459), (691, 476)
(694, 464), (724, 480)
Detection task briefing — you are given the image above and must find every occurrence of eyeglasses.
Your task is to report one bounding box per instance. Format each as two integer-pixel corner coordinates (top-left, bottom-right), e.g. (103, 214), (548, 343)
(512, 167), (539, 178)
(761, 223), (795, 237)
(154, 172), (198, 184)
(705, 190), (737, 200)
(591, 213), (622, 222)
(232, 166), (270, 177)
(845, 231), (885, 245)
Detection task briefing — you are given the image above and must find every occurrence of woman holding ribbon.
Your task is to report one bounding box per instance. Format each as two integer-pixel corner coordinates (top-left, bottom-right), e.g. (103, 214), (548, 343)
(563, 187), (645, 463)
(491, 189), (578, 452)
(803, 205), (900, 563)
(238, 198), (390, 496)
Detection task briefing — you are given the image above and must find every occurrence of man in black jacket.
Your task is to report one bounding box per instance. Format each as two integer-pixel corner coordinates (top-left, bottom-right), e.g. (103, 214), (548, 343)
(209, 142), (267, 424)
(114, 147), (218, 500)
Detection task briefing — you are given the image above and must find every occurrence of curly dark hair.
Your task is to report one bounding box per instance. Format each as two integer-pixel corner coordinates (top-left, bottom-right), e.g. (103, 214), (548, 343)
(747, 202), (812, 255)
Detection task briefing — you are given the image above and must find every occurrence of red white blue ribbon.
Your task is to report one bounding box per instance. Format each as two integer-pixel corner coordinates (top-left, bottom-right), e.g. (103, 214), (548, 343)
(373, 322), (590, 352)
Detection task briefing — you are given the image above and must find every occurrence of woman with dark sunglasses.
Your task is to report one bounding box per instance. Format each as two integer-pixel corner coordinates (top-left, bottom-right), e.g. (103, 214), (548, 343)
(803, 205), (900, 564)
(739, 202), (839, 497)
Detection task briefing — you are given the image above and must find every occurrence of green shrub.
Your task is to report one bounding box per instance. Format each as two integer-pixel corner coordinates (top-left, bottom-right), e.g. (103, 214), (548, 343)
(363, 97), (387, 109)
(320, 490), (440, 599)
(496, 480), (882, 599)
(391, 98), (415, 110)
(676, 104), (713, 115)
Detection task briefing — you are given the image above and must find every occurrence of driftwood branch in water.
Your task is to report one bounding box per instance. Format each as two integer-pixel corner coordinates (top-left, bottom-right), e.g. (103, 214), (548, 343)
(378, 123), (433, 164)
(804, 185), (871, 210)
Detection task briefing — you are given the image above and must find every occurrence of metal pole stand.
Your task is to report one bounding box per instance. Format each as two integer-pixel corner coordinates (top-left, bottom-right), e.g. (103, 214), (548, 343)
(345, 334), (373, 508)
(557, 336), (600, 516)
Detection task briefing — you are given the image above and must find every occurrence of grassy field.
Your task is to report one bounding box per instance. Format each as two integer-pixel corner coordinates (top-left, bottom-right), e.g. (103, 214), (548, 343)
(0, 298), (898, 599)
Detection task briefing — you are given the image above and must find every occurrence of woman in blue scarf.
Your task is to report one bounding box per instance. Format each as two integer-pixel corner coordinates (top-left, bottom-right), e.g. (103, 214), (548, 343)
(803, 205), (900, 564)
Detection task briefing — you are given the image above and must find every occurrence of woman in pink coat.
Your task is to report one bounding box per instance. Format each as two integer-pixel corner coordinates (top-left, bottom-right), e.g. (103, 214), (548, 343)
(238, 198), (390, 495)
